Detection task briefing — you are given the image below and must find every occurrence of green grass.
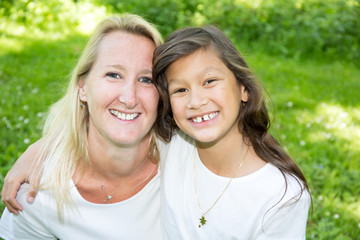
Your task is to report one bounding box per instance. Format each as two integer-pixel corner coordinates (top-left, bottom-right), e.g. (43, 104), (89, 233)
(245, 52), (360, 239)
(1, 6), (360, 240)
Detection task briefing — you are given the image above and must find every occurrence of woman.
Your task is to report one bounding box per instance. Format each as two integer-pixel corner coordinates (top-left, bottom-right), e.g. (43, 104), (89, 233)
(0, 14), (167, 239)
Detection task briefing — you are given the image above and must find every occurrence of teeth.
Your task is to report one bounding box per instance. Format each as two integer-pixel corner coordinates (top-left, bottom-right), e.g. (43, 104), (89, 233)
(110, 110), (138, 120)
(192, 112), (218, 123)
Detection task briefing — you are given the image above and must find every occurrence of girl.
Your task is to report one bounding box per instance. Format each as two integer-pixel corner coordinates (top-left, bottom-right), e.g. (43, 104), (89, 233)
(153, 26), (311, 239)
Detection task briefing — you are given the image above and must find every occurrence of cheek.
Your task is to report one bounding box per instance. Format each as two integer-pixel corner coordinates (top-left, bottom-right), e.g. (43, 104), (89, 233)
(141, 88), (160, 114)
(170, 98), (184, 121)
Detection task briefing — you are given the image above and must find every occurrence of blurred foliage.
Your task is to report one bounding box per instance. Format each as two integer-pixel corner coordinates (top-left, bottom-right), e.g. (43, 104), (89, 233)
(97, 0), (360, 63)
(1, 0), (359, 62)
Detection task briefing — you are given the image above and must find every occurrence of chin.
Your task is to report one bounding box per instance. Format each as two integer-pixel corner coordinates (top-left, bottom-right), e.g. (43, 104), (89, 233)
(189, 133), (219, 144)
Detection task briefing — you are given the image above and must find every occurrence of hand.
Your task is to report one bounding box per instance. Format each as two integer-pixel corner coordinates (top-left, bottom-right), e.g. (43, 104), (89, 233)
(1, 140), (42, 214)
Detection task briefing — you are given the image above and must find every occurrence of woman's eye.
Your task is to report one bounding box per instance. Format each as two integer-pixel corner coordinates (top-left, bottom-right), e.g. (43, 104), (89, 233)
(139, 77), (153, 84)
(106, 72), (121, 79)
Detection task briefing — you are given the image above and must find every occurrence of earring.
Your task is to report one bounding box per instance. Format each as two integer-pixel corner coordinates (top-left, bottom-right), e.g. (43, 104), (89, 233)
(79, 96), (84, 108)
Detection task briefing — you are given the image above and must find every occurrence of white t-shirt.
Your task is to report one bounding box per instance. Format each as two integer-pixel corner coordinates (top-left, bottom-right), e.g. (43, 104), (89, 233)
(0, 171), (161, 240)
(161, 132), (311, 240)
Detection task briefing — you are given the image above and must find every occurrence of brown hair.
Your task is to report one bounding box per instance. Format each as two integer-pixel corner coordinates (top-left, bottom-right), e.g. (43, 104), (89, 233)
(153, 25), (310, 200)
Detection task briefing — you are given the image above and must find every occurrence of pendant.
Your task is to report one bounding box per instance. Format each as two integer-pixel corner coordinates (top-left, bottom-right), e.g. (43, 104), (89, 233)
(105, 194), (112, 203)
(198, 215), (207, 228)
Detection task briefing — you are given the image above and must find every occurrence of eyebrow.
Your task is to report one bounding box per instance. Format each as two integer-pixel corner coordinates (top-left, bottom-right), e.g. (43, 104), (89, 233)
(107, 64), (152, 75)
(167, 66), (224, 84)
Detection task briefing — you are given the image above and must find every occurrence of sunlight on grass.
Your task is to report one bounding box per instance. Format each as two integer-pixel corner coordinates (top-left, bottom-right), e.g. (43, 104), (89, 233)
(0, 37), (24, 55)
(347, 201), (360, 219)
(0, 1), (108, 56)
(305, 103), (360, 153)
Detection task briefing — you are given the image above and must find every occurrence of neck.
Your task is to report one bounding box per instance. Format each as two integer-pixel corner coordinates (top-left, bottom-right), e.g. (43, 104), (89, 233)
(196, 130), (249, 177)
(87, 132), (153, 180)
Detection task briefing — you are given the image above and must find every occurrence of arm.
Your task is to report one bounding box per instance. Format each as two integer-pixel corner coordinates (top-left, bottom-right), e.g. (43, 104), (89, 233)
(1, 139), (43, 214)
(0, 183), (56, 240)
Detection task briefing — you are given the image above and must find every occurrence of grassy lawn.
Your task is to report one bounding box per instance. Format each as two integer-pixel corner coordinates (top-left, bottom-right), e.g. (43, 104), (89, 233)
(1, 4), (360, 239)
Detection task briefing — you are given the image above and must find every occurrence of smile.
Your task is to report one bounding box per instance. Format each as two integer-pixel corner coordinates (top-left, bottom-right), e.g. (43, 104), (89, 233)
(191, 112), (219, 123)
(110, 109), (139, 120)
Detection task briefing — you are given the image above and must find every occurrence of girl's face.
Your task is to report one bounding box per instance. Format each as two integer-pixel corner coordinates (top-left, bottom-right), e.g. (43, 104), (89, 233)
(165, 49), (248, 145)
(79, 31), (159, 147)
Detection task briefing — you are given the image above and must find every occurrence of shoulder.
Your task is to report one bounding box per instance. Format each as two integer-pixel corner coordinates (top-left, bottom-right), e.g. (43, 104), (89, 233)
(170, 130), (194, 148)
(159, 130), (195, 169)
(256, 164), (310, 204)
(255, 165), (311, 238)
(167, 131), (194, 159)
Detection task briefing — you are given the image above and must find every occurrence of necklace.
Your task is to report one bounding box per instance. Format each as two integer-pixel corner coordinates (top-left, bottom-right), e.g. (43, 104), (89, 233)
(194, 146), (249, 228)
(91, 152), (152, 203)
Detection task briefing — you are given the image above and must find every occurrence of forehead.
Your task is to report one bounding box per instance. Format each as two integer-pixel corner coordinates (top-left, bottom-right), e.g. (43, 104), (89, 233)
(165, 48), (227, 79)
(96, 31), (156, 66)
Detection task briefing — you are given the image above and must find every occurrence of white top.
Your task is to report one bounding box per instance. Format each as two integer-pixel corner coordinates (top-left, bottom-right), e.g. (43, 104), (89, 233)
(0, 171), (161, 240)
(161, 132), (311, 240)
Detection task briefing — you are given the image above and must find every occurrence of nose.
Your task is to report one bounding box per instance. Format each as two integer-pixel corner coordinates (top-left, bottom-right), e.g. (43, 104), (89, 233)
(186, 90), (208, 109)
(119, 80), (138, 109)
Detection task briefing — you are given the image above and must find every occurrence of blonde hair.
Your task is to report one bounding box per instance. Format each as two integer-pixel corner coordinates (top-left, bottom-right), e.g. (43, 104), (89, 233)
(34, 14), (163, 221)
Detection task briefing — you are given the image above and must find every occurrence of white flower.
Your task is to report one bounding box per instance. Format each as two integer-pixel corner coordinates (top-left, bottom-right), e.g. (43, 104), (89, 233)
(333, 214), (339, 219)
(23, 105), (29, 110)
(24, 118), (29, 124)
(23, 138), (30, 144)
(300, 140), (306, 146)
(286, 101), (293, 107)
(317, 195), (323, 201)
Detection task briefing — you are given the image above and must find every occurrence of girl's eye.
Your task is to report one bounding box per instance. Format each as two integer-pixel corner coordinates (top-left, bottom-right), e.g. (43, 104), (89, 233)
(204, 79), (216, 85)
(139, 77), (153, 84)
(173, 88), (188, 94)
(106, 72), (121, 79)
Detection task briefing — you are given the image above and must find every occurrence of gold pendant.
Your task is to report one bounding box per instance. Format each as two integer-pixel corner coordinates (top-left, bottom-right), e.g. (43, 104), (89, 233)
(198, 215), (207, 228)
(105, 194), (112, 203)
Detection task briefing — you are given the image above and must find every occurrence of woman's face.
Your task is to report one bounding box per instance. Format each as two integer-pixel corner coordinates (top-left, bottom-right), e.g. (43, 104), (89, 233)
(79, 31), (159, 147)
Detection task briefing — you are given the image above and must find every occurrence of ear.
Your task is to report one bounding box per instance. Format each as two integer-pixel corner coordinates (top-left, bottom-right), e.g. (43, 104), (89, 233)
(240, 85), (248, 102)
(78, 79), (88, 102)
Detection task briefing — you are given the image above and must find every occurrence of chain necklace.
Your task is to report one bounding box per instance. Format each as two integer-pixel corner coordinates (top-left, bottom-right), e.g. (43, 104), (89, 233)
(91, 152), (152, 203)
(194, 146), (249, 228)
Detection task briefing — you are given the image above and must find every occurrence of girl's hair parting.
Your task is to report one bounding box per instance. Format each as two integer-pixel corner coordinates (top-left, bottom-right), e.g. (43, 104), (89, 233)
(153, 25), (310, 202)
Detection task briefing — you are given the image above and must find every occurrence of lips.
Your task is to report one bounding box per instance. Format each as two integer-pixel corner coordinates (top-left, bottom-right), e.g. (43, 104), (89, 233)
(110, 109), (139, 120)
(190, 111), (219, 123)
